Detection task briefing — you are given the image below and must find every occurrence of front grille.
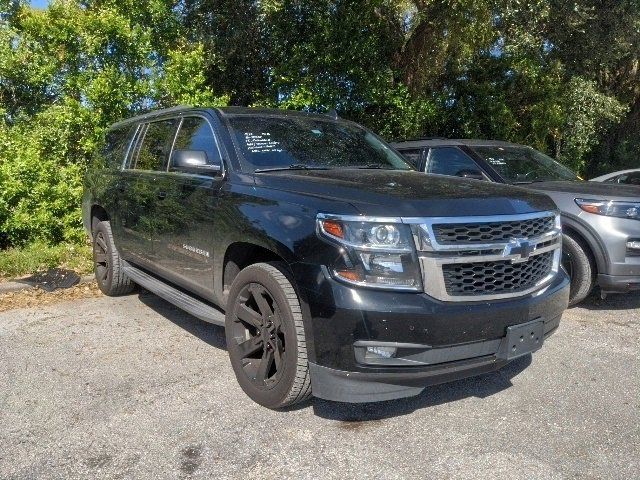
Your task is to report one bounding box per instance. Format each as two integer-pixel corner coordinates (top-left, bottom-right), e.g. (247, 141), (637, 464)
(433, 216), (555, 244)
(442, 251), (554, 296)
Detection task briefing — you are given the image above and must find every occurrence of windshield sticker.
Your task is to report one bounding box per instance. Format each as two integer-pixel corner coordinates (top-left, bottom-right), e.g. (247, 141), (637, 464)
(244, 132), (283, 153)
(486, 157), (506, 165)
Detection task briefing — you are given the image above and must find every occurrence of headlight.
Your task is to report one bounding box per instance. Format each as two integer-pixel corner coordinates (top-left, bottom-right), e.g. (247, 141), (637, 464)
(575, 199), (640, 220)
(317, 214), (422, 290)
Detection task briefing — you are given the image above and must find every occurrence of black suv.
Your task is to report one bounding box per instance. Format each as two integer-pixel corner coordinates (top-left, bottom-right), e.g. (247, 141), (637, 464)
(83, 107), (570, 408)
(393, 139), (640, 305)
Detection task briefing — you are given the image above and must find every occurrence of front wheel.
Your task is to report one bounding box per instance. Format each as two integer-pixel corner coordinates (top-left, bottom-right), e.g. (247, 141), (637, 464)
(225, 262), (311, 409)
(562, 233), (595, 306)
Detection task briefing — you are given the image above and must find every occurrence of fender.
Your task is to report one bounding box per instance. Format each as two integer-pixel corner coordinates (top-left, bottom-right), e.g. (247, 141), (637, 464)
(560, 212), (609, 274)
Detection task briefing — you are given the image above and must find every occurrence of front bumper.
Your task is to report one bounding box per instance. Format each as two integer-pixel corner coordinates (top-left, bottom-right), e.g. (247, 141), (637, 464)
(309, 315), (560, 403)
(294, 265), (570, 403)
(597, 273), (640, 293)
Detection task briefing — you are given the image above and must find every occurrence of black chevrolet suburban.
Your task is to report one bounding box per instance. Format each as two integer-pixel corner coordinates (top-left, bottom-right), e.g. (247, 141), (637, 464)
(83, 107), (570, 408)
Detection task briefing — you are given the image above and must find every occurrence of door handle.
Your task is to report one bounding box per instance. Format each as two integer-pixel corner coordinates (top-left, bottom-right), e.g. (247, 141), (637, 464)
(157, 191), (167, 200)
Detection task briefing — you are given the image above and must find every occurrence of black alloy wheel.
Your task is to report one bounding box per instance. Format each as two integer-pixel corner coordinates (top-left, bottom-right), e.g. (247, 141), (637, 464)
(225, 262), (311, 408)
(230, 283), (286, 388)
(91, 220), (135, 296)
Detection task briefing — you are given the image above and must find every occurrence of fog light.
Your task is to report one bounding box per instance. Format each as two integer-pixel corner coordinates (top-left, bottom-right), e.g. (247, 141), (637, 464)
(365, 346), (397, 359)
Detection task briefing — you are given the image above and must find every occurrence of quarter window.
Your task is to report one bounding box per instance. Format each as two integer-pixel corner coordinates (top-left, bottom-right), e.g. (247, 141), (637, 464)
(172, 117), (221, 166)
(102, 125), (136, 168)
(399, 149), (423, 169)
(133, 119), (179, 171)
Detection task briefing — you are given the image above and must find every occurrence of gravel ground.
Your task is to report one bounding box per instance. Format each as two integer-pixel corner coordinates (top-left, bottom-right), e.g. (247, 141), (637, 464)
(0, 291), (638, 480)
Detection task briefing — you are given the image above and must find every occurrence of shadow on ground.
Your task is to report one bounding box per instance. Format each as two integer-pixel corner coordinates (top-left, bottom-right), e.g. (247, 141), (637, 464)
(136, 289), (535, 421)
(575, 290), (640, 311)
(138, 291), (227, 350)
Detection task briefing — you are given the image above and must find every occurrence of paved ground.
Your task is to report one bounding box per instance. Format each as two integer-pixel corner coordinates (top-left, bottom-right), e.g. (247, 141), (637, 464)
(0, 291), (638, 480)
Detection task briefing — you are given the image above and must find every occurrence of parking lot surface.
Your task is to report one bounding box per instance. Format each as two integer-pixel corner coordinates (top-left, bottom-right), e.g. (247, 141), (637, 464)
(1, 291), (638, 479)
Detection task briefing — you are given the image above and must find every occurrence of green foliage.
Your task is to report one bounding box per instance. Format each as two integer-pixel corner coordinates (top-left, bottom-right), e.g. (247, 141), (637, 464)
(0, 241), (92, 279)
(0, 0), (227, 248)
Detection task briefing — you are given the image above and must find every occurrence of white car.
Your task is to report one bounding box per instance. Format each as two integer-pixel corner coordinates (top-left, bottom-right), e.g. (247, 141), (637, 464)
(591, 168), (640, 186)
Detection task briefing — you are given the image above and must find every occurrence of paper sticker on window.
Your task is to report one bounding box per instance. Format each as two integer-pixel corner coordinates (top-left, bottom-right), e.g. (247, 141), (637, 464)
(245, 132), (283, 153)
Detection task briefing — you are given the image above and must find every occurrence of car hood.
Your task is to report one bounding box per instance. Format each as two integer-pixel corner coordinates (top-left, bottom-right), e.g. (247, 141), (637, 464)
(254, 169), (557, 217)
(527, 181), (640, 200)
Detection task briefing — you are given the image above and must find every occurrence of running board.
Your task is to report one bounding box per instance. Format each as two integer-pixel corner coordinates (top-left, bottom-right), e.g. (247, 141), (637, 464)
(122, 262), (226, 326)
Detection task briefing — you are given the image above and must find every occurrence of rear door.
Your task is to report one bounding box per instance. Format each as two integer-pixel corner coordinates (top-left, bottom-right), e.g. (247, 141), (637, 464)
(153, 115), (226, 298)
(113, 118), (179, 270)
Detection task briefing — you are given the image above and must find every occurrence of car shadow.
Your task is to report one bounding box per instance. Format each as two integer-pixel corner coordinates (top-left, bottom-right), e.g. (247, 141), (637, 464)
(574, 290), (640, 311)
(137, 291), (227, 350)
(136, 290), (533, 419)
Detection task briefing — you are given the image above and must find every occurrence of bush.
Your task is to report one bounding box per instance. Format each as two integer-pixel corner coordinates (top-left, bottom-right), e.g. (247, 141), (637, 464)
(0, 241), (92, 279)
(0, 103), (98, 248)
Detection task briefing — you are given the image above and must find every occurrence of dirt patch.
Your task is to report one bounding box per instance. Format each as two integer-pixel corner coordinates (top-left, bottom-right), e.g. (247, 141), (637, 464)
(0, 281), (103, 312)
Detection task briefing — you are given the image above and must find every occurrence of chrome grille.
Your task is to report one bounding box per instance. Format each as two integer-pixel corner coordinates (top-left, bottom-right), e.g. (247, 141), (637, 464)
(442, 251), (554, 296)
(410, 211), (562, 302)
(433, 216), (555, 245)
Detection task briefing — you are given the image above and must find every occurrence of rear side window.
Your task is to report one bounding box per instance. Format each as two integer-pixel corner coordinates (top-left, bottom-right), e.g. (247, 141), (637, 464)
(101, 125), (135, 168)
(133, 119), (179, 171)
(427, 147), (482, 177)
(172, 117), (222, 166)
(615, 172), (640, 185)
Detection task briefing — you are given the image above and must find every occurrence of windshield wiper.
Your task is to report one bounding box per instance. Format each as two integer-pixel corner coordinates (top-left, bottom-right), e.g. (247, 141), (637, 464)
(512, 179), (549, 185)
(254, 164), (333, 173)
(354, 164), (395, 170)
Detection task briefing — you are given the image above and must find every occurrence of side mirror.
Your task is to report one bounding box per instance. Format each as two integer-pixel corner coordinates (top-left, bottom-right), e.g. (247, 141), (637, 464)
(171, 150), (221, 176)
(456, 169), (485, 181)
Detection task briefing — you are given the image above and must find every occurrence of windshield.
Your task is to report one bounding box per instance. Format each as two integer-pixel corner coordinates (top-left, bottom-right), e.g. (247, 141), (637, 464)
(227, 115), (413, 172)
(470, 146), (580, 183)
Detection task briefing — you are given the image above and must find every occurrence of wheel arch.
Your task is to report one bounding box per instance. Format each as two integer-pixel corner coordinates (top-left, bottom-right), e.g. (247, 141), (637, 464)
(220, 240), (296, 301)
(90, 204), (110, 234)
(560, 214), (608, 275)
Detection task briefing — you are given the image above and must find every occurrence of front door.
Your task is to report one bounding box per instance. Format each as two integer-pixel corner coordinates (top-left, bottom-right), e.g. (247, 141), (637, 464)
(153, 115), (226, 298)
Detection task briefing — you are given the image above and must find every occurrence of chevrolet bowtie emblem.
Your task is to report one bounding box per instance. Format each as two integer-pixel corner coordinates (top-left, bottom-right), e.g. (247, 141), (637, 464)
(504, 238), (534, 263)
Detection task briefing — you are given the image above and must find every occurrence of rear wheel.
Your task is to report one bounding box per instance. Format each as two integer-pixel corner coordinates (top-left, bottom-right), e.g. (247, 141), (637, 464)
(225, 262), (311, 409)
(92, 220), (135, 296)
(562, 233), (595, 306)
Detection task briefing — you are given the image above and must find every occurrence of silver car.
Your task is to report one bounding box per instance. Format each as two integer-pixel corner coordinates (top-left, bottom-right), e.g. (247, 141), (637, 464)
(393, 139), (640, 305)
(591, 169), (640, 186)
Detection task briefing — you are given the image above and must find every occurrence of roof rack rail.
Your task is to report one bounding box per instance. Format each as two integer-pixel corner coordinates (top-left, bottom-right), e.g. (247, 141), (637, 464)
(110, 105), (193, 128)
(399, 136), (448, 142)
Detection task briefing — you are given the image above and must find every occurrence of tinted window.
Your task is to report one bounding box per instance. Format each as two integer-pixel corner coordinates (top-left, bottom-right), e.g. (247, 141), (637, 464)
(102, 125), (135, 168)
(428, 147), (483, 177)
(618, 172), (640, 185)
(133, 119), (178, 171)
(173, 117), (221, 166)
(399, 149), (423, 169)
(227, 115), (412, 172)
(471, 146), (579, 183)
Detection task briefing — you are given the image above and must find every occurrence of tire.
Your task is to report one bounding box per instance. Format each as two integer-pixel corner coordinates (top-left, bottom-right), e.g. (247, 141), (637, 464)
(225, 262), (311, 409)
(562, 233), (595, 306)
(92, 220), (135, 296)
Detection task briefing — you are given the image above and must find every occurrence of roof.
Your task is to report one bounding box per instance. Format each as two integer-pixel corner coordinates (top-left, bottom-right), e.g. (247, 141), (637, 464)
(392, 138), (522, 149)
